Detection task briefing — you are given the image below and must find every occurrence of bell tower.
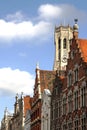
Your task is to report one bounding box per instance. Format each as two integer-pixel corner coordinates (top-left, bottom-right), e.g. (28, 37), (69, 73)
(53, 24), (73, 72)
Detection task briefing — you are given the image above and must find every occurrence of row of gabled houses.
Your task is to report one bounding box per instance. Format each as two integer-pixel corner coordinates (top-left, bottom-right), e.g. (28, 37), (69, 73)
(1, 20), (87, 130)
(1, 94), (33, 130)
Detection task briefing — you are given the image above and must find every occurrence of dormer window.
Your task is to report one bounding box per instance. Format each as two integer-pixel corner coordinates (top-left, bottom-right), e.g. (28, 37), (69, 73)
(63, 38), (67, 49)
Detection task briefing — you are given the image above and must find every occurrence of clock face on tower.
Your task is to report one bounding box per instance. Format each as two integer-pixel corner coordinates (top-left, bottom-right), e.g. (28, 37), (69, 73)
(62, 55), (67, 63)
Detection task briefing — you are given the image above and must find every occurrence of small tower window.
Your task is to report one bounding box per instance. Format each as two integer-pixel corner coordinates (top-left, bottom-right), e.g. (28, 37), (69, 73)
(63, 38), (67, 49)
(58, 38), (61, 49)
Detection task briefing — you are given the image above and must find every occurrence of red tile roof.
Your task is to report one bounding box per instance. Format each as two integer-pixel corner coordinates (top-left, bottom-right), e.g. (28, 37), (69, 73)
(24, 96), (32, 116)
(78, 39), (87, 62)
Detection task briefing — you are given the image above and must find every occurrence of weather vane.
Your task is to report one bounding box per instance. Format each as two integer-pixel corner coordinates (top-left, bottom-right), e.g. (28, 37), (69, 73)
(74, 18), (78, 24)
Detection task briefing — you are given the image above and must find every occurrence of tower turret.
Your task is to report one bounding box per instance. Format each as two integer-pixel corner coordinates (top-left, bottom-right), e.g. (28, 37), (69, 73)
(73, 19), (79, 39)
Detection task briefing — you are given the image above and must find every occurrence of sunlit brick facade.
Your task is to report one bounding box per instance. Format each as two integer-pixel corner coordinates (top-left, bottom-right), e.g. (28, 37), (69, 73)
(31, 65), (56, 130)
(51, 21), (87, 130)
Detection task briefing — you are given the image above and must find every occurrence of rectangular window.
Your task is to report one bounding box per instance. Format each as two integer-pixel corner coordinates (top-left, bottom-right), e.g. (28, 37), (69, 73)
(74, 91), (78, 110)
(68, 95), (73, 113)
(55, 103), (58, 118)
(63, 124), (67, 130)
(68, 122), (73, 130)
(81, 87), (86, 107)
(82, 117), (86, 130)
(68, 73), (72, 86)
(57, 100), (61, 117)
(63, 98), (67, 115)
(74, 69), (78, 82)
(75, 120), (78, 130)
(58, 39), (61, 49)
(63, 38), (67, 49)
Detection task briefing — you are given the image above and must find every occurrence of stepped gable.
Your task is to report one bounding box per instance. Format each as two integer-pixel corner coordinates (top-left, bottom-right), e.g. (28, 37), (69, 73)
(52, 71), (65, 97)
(32, 67), (56, 106)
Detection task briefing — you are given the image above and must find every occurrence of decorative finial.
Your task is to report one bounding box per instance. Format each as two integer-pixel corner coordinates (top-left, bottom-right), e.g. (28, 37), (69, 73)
(15, 93), (18, 103)
(36, 62), (39, 69)
(21, 92), (23, 99)
(4, 107), (8, 117)
(74, 18), (78, 24)
(73, 18), (79, 31)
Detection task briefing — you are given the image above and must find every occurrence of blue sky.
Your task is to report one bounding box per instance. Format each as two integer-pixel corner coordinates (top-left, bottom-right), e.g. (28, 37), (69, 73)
(0, 0), (87, 125)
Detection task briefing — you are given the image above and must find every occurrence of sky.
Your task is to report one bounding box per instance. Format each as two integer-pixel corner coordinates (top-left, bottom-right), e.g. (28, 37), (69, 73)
(0, 0), (87, 125)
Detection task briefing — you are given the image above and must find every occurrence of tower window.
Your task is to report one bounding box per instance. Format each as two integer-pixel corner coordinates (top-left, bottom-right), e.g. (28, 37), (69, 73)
(63, 38), (67, 49)
(58, 38), (61, 49)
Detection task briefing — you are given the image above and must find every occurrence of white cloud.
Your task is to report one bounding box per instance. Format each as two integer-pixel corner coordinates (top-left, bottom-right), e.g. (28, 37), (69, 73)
(0, 19), (52, 42)
(38, 4), (62, 21)
(0, 4), (86, 43)
(0, 67), (35, 96)
(6, 11), (26, 22)
(38, 4), (87, 23)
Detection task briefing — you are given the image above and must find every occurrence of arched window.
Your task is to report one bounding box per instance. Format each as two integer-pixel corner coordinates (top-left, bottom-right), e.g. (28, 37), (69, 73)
(58, 38), (61, 49)
(63, 38), (67, 49)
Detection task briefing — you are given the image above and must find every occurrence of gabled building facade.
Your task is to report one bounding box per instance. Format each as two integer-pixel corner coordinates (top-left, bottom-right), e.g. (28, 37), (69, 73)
(1, 94), (32, 130)
(51, 20), (87, 130)
(9, 94), (32, 130)
(1, 108), (13, 130)
(31, 65), (56, 130)
(1, 20), (87, 130)
(50, 71), (65, 130)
